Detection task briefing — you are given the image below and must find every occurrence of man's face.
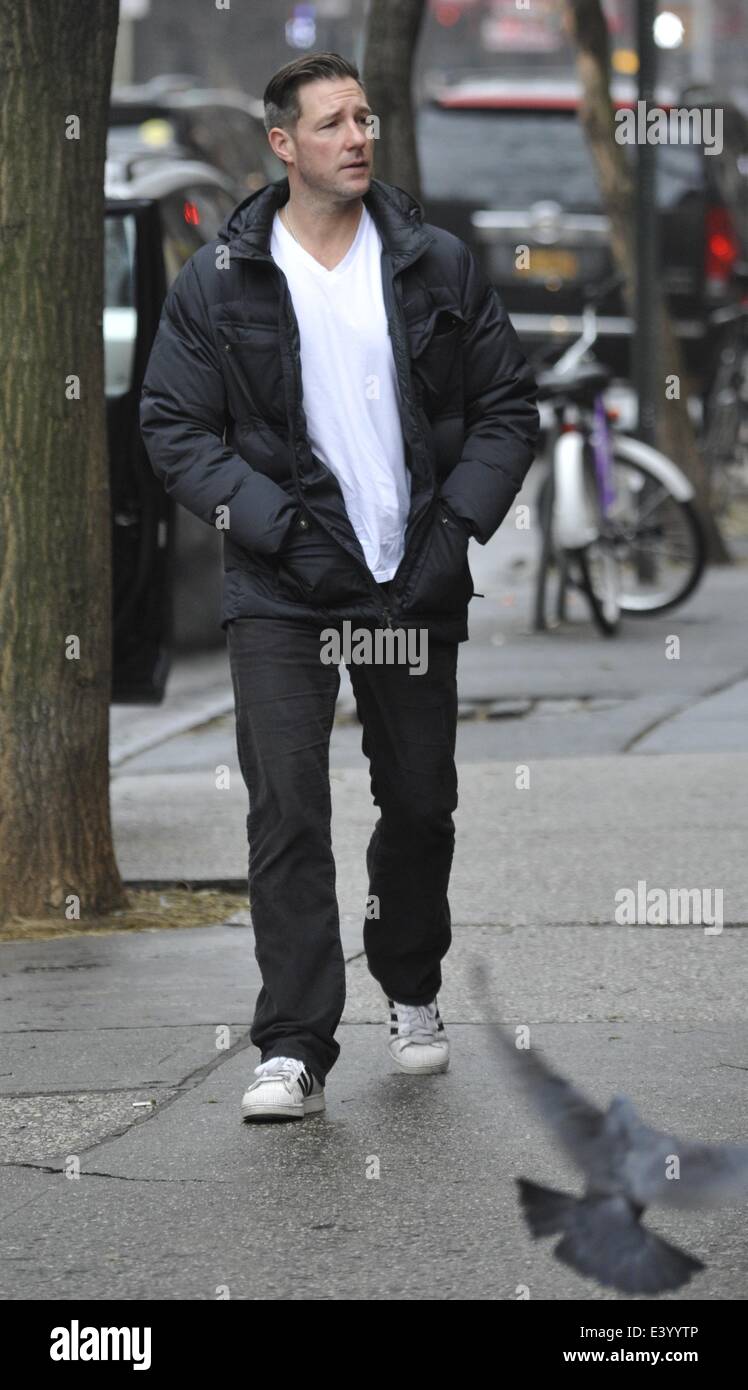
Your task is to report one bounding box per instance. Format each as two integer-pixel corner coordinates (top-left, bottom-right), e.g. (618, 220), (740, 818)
(271, 77), (373, 200)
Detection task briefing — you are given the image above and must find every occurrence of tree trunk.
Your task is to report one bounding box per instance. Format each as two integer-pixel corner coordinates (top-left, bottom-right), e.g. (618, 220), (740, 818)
(565, 0), (730, 563)
(0, 0), (130, 924)
(362, 0), (426, 197)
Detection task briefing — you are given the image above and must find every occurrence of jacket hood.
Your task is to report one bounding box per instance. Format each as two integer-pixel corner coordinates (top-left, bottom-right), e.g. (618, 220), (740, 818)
(216, 175), (431, 262)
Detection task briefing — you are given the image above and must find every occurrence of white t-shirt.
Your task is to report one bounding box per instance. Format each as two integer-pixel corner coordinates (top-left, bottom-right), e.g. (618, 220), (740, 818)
(270, 203), (410, 581)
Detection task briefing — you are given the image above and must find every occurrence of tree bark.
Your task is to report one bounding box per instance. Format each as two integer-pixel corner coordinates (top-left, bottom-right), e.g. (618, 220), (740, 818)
(362, 0), (427, 198)
(0, 0), (130, 923)
(564, 0), (730, 562)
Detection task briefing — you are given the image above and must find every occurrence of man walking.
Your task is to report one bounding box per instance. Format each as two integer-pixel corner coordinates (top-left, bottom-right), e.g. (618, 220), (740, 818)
(140, 53), (539, 1122)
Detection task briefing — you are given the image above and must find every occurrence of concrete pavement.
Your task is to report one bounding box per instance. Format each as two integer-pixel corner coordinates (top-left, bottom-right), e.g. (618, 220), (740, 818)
(2, 481), (747, 1301)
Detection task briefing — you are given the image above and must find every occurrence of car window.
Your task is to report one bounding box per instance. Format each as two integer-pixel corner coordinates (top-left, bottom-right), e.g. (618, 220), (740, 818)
(104, 212), (138, 396)
(158, 190), (207, 282)
(182, 184), (238, 239)
(417, 107), (705, 211)
(157, 185), (237, 282)
(108, 120), (178, 152)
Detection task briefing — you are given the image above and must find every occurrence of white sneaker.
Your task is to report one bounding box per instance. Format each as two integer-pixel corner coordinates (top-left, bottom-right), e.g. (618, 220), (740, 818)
(387, 997), (450, 1074)
(241, 1056), (325, 1122)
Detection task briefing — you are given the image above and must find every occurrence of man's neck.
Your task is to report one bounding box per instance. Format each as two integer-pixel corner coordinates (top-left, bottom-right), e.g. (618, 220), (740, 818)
(281, 194), (364, 271)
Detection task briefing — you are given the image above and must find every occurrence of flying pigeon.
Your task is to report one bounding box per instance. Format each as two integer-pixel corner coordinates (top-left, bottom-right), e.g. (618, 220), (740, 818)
(470, 961), (748, 1294)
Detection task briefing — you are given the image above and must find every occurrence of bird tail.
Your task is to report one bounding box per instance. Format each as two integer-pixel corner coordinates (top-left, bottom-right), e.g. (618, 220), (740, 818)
(555, 1218), (705, 1295)
(518, 1178), (704, 1292)
(517, 1177), (580, 1236)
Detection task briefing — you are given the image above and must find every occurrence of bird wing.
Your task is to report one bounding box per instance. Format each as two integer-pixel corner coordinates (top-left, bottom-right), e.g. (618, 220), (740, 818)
(470, 962), (615, 1177)
(624, 1124), (748, 1209)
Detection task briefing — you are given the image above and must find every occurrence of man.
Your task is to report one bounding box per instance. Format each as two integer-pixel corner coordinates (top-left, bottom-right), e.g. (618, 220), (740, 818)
(140, 52), (539, 1123)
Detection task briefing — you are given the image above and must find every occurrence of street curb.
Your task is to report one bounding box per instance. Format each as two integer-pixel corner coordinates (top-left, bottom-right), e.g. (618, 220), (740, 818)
(111, 694), (235, 770)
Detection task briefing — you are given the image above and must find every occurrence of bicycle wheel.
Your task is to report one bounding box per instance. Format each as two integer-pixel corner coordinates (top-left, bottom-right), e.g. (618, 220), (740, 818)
(570, 442), (622, 635)
(575, 544), (622, 635)
(533, 469), (603, 633)
(602, 446), (706, 615)
(533, 464), (561, 630)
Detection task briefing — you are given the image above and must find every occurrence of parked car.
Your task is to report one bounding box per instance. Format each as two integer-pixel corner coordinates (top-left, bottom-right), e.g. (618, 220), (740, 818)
(109, 78), (284, 195)
(416, 77), (743, 398)
(105, 149), (240, 701)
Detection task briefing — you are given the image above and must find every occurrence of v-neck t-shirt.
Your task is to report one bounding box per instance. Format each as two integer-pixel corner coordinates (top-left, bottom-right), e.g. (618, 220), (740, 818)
(270, 203), (410, 581)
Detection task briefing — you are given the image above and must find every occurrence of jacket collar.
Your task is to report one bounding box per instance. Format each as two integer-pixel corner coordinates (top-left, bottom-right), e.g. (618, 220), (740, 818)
(216, 175), (434, 269)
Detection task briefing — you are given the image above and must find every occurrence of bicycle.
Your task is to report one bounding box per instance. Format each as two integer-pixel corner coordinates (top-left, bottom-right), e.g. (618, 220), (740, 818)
(532, 275), (707, 637)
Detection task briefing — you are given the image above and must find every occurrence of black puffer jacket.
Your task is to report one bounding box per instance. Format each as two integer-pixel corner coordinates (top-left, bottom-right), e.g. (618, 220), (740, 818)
(140, 176), (539, 643)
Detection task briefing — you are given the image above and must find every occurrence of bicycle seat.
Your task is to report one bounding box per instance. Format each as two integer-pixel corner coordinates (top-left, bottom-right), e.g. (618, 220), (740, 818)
(536, 360), (612, 404)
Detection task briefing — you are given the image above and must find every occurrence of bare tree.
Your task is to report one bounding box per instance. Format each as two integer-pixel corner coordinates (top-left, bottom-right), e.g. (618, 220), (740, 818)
(362, 0), (427, 196)
(565, 0), (730, 563)
(0, 0), (130, 924)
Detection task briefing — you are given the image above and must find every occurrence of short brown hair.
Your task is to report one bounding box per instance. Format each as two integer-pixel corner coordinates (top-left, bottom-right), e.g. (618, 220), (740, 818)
(263, 52), (364, 134)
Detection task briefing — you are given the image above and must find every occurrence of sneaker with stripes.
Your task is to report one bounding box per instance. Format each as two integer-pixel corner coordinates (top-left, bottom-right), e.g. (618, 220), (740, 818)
(387, 997), (450, 1074)
(241, 1055), (325, 1121)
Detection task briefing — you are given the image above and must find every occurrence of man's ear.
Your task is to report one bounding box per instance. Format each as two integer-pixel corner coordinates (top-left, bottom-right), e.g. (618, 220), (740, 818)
(268, 127), (294, 167)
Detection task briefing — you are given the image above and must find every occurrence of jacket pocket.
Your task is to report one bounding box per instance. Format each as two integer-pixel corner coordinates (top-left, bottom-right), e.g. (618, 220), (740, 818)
(219, 325), (287, 429)
(276, 516), (371, 607)
(407, 308), (467, 408)
(399, 504), (473, 616)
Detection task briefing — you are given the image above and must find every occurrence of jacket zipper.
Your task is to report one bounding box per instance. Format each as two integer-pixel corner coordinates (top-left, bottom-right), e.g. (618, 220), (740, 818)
(274, 275), (394, 626)
(282, 257), (434, 630)
(227, 226), (434, 630)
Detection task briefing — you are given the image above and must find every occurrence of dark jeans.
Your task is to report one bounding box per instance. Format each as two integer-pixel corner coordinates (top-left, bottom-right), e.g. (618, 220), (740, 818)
(226, 597), (459, 1088)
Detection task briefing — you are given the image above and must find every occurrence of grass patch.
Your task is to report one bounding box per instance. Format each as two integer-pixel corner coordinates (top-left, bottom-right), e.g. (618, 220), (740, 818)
(0, 888), (249, 943)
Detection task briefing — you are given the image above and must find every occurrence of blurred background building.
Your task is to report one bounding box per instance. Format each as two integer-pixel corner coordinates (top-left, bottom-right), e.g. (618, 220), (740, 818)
(114, 0), (747, 106)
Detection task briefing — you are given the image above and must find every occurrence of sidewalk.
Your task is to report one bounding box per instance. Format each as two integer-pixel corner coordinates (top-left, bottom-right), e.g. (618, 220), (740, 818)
(2, 499), (747, 1300)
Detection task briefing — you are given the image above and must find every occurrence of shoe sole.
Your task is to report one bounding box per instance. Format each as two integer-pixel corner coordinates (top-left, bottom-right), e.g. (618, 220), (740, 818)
(241, 1093), (325, 1122)
(389, 1051), (450, 1075)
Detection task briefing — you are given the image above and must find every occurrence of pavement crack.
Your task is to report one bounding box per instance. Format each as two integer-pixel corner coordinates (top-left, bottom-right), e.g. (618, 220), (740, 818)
(0, 1162), (226, 1184)
(0, 1028), (258, 1166)
(1, 1085), (181, 1100)
(0, 1023), (252, 1035)
(621, 697), (697, 753)
(623, 662), (748, 753)
(11, 1026), (260, 1162)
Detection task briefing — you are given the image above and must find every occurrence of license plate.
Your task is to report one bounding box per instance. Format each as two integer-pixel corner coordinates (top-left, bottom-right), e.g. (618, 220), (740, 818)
(514, 248), (579, 281)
